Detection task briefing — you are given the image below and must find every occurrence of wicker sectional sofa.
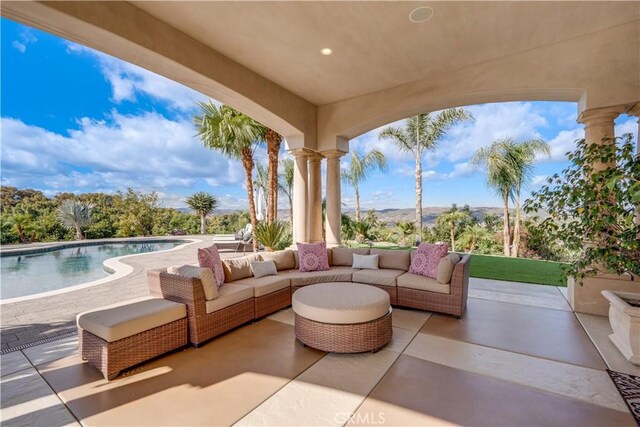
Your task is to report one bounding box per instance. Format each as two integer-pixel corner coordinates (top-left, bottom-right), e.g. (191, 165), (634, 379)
(148, 247), (470, 347)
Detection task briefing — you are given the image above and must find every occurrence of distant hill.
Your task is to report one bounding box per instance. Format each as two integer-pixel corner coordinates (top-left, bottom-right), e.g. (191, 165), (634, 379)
(204, 206), (514, 227)
(343, 207), (506, 226)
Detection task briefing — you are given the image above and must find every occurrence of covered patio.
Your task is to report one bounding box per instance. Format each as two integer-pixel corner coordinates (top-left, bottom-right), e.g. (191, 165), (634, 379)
(2, 278), (636, 426)
(1, 1), (639, 426)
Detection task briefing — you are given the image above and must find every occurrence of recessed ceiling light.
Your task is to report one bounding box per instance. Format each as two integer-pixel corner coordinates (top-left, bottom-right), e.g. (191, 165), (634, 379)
(321, 48), (332, 55)
(409, 6), (434, 23)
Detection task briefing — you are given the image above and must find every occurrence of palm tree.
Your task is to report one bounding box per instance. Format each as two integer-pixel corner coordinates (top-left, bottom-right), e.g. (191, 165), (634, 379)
(379, 109), (473, 231)
(264, 129), (283, 224)
(394, 220), (415, 247)
(185, 192), (218, 234)
(511, 139), (550, 257)
(438, 210), (466, 252)
(57, 200), (92, 240)
(459, 224), (491, 253)
(341, 149), (387, 221)
(278, 158), (294, 225)
(194, 102), (263, 251)
(254, 162), (269, 218)
(7, 210), (34, 243)
(472, 138), (549, 256)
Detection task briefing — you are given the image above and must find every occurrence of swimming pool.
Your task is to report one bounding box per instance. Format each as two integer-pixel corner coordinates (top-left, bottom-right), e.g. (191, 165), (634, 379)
(1, 241), (186, 300)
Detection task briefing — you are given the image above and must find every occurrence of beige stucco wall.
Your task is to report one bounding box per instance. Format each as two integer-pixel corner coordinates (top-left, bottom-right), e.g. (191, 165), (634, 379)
(318, 21), (639, 148)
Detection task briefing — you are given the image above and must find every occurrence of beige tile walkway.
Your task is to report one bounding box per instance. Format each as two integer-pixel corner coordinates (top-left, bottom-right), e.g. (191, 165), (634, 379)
(1, 278), (635, 426)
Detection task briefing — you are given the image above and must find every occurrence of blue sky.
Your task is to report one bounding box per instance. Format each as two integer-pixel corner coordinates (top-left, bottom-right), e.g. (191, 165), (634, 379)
(2, 18), (637, 210)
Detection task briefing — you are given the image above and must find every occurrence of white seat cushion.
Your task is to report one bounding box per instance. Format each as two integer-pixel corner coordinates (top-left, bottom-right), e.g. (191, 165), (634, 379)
(292, 282), (390, 324)
(205, 283), (254, 313)
(233, 275), (291, 297)
(352, 268), (405, 287)
(77, 297), (186, 342)
(397, 272), (451, 294)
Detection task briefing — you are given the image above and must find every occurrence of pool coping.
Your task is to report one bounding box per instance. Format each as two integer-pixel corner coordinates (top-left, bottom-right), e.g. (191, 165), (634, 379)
(0, 238), (201, 305)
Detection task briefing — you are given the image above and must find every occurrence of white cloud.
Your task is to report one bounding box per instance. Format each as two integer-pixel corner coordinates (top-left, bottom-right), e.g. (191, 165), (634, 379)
(1, 113), (246, 206)
(434, 102), (548, 164)
(66, 42), (208, 111)
(12, 41), (26, 53)
(531, 175), (549, 187)
(12, 29), (37, 53)
(544, 127), (584, 162)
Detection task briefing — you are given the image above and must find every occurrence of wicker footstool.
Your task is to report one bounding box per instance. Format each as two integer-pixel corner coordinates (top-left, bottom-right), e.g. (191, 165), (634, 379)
(77, 297), (188, 380)
(292, 282), (392, 353)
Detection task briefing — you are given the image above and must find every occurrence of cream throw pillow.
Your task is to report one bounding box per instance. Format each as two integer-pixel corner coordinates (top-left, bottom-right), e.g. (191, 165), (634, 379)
(436, 253), (461, 284)
(250, 260), (278, 278)
(168, 265), (218, 300)
(352, 254), (379, 270)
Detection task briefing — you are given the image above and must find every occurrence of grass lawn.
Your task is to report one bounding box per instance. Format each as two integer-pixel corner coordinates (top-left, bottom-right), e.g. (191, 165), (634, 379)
(468, 254), (567, 287)
(352, 243), (567, 286)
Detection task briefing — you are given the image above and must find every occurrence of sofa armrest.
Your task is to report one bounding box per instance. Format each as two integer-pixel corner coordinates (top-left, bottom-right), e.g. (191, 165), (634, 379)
(450, 255), (471, 301)
(147, 269), (207, 317)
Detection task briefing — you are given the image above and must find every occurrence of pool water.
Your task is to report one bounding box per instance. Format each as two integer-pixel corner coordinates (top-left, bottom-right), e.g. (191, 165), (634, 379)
(1, 242), (184, 300)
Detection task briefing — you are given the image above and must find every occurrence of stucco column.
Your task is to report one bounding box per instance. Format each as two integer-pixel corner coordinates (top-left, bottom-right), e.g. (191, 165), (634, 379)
(307, 152), (324, 242)
(323, 150), (346, 247)
(578, 105), (624, 171)
(290, 149), (309, 243)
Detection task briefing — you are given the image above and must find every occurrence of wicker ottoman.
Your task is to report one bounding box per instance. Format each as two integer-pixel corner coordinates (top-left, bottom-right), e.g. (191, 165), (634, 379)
(292, 282), (392, 353)
(77, 297), (188, 380)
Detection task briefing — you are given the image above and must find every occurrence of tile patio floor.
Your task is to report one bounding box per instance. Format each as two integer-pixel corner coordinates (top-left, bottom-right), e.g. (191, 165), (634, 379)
(2, 278), (638, 426)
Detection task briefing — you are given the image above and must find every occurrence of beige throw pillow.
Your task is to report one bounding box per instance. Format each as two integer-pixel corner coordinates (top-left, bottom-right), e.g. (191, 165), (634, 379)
(260, 250), (295, 271)
(352, 254), (379, 270)
(436, 253), (461, 284)
(222, 254), (261, 282)
(250, 260), (278, 278)
(168, 265), (218, 300)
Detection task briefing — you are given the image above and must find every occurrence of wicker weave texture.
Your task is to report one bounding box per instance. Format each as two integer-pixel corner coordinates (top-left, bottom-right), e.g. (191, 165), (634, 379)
(255, 288), (291, 318)
(148, 269), (255, 345)
(294, 311), (392, 353)
(397, 255), (471, 317)
(80, 318), (187, 380)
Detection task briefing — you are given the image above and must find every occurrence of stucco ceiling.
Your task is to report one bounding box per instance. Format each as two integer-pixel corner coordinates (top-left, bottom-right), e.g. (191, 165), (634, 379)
(132, 1), (639, 106)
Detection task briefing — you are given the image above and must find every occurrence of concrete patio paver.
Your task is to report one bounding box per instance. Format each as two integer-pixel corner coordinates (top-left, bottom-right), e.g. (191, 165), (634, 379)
(0, 245), (635, 426)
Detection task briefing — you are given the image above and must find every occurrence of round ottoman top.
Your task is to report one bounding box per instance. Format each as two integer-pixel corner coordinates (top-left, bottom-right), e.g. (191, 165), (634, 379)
(292, 282), (391, 324)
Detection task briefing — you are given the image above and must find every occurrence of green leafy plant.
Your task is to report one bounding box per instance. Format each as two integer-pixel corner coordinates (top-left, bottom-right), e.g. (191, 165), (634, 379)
(393, 220), (415, 247)
(351, 220), (374, 244)
(254, 220), (288, 251)
(524, 135), (639, 281)
(185, 191), (218, 234)
(57, 200), (92, 240)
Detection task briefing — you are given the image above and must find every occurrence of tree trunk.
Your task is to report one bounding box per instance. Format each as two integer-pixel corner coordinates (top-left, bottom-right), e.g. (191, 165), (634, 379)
(16, 227), (26, 243)
(470, 237), (477, 253)
(450, 223), (456, 252)
(241, 147), (259, 252)
(265, 129), (282, 225)
(415, 154), (423, 231)
(354, 184), (361, 222)
(75, 223), (84, 240)
(200, 214), (206, 234)
(502, 190), (511, 256)
(511, 188), (521, 257)
(287, 194), (293, 226)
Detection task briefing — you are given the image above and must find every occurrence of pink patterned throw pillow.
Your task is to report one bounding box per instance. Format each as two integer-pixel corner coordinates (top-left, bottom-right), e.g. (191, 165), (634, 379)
(198, 244), (225, 288)
(297, 241), (330, 272)
(409, 243), (449, 279)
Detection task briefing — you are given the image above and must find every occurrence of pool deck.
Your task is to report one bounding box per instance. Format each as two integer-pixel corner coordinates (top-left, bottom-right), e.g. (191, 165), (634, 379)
(0, 235), (246, 352)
